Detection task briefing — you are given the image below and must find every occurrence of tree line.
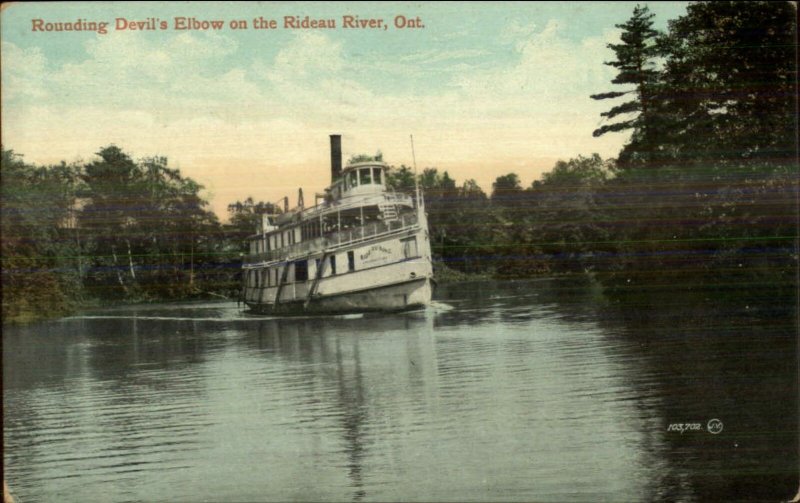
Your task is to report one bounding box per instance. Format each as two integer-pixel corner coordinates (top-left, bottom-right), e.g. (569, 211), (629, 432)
(1, 145), (247, 321)
(2, 1), (796, 321)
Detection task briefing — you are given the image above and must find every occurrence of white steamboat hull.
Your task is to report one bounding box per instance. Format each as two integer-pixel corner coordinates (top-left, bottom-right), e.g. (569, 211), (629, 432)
(246, 275), (431, 315)
(243, 225), (433, 315)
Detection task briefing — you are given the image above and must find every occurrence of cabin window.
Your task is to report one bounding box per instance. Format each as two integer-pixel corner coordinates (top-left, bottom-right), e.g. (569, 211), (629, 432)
(373, 167), (382, 185)
(402, 237), (418, 258)
(261, 270), (268, 287)
(329, 255), (337, 276)
(295, 260), (308, 282)
(348, 170), (358, 189)
(359, 167), (372, 185)
(348, 250), (355, 272)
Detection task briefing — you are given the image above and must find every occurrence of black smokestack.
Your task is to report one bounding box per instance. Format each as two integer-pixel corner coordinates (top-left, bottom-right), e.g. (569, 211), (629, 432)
(330, 134), (342, 182)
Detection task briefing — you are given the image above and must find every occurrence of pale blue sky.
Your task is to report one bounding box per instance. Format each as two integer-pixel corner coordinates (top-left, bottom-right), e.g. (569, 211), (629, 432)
(2, 1), (690, 216)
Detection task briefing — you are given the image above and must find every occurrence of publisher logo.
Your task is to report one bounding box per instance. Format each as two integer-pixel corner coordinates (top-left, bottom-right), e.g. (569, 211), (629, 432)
(707, 419), (723, 434)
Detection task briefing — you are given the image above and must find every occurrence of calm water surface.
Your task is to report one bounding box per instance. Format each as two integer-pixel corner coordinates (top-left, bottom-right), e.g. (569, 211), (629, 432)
(3, 278), (797, 502)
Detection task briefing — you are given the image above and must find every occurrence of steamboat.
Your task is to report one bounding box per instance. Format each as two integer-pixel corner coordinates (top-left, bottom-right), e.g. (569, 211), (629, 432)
(241, 135), (433, 314)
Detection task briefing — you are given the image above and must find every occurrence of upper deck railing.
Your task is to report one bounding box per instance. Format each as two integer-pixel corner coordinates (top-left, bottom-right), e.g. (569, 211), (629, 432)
(271, 190), (414, 227)
(244, 211), (420, 266)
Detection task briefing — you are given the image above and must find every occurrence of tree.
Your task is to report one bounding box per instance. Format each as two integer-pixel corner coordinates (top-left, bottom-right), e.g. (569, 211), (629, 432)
(591, 4), (663, 167)
(491, 173), (522, 200)
(78, 146), (143, 294)
(348, 151), (383, 164)
(528, 155), (614, 271)
(385, 165), (416, 192)
(532, 154), (613, 189)
(1, 147), (83, 319)
(658, 1), (797, 165)
(79, 146), (223, 299)
(226, 197), (282, 245)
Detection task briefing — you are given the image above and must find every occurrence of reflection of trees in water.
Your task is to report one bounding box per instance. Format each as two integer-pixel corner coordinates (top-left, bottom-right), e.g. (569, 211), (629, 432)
(433, 277), (608, 327)
(596, 277), (797, 501)
(3, 319), (93, 487)
(437, 276), (797, 501)
(4, 318), (90, 390)
(245, 314), (434, 501)
(3, 315), (216, 501)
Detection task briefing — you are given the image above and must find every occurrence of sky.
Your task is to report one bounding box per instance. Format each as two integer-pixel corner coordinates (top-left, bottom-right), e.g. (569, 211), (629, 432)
(1, 1), (690, 219)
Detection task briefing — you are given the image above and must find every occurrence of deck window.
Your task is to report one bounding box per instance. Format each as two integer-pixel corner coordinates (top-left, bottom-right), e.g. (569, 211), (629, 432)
(402, 237), (418, 258)
(329, 255), (337, 276)
(295, 260), (308, 282)
(373, 167), (382, 185)
(348, 250), (355, 272)
(359, 167), (372, 185)
(348, 170), (358, 189)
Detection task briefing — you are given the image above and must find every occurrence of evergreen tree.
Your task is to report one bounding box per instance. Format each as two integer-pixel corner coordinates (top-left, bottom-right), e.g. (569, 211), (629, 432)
(591, 4), (663, 167)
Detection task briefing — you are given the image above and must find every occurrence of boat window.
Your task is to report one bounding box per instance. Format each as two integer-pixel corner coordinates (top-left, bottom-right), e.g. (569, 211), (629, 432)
(359, 167), (372, 185)
(294, 260), (308, 282)
(348, 170), (358, 189)
(329, 255), (337, 276)
(402, 237), (418, 258)
(348, 250), (355, 272)
(373, 167), (382, 185)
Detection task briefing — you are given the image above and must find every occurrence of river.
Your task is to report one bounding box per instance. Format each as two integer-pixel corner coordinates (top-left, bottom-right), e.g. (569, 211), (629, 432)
(3, 278), (797, 502)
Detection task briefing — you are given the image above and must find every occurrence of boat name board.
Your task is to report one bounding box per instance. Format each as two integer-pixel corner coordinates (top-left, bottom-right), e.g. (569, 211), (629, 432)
(360, 243), (398, 267)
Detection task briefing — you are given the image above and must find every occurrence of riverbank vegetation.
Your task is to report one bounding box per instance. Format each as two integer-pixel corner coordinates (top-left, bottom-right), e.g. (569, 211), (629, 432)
(2, 1), (796, 322)
(419, 1), (797, 294)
